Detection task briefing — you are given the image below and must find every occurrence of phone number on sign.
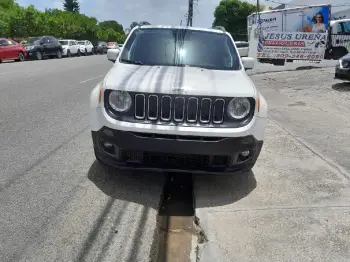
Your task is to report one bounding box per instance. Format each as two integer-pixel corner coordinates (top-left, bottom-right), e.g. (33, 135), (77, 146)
(257, 53), (324, 59)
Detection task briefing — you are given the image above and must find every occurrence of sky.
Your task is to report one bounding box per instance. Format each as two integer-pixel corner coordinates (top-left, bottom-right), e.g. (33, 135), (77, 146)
(16, 0), (274, 30)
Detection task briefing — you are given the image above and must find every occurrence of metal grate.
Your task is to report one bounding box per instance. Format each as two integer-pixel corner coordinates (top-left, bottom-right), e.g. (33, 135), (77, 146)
(134, 94), (225, 124)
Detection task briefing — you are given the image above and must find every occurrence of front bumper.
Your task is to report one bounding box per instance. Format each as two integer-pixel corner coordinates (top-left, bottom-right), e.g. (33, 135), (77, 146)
(92, 127), (263, 173)
(335, 66), (350, 81)
(25, 50), (37, 58)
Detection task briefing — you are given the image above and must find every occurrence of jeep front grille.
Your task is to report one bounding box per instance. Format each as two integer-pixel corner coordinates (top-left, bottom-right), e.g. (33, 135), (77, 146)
(134, 94), (225, 124)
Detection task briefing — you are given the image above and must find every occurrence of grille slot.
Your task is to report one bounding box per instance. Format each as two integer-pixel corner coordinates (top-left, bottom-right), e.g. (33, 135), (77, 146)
(161, 96), (172, 121)
(174, 97), (185, 122)
(200, 98), (212, 123)
(187, 97), (199, 123)
(135, 94), (145, 119)
(213, 99), (225, 124)
(148, 95), (158, 120)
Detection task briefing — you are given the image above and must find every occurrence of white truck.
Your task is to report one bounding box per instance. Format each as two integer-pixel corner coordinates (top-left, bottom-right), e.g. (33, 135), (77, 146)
(247, 5), (350, 65)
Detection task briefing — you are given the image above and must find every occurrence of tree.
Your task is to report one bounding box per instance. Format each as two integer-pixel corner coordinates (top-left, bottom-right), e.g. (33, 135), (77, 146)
(0, 0), (15, 9)
(63, 0), (80, 13)
(0, 0), (127, 42)
(99, 20), (124, 34)
(129, 21), (139, 30)
(125, 21), (150, 34)
(213, 0), (258, 41)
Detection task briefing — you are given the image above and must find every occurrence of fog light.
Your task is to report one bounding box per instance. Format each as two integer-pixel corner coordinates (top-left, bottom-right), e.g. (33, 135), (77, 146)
(103, 142), (113, 149)
(241, 150), (250, 157)
(102, 142), (118, 156)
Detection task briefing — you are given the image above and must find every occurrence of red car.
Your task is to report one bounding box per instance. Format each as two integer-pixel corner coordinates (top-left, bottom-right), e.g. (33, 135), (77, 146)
(0, 38), (26, 63)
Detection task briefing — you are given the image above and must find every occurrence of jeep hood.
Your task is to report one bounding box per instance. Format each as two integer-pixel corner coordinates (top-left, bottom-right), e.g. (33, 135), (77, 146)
(104, 64), (256, 97)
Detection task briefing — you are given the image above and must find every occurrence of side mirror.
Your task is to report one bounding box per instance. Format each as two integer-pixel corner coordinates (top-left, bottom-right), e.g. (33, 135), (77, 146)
(40, 40), (44, 45)
(107, 49), (120, 62)
(241, 57), (254, 70)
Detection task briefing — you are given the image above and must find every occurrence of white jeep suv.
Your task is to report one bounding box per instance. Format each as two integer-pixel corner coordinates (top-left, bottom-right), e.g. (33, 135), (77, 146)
(90, 25), (267, 173)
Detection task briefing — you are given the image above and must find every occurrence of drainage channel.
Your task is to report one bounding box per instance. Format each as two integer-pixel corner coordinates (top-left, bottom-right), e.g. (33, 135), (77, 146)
(150, 172), (197, 262)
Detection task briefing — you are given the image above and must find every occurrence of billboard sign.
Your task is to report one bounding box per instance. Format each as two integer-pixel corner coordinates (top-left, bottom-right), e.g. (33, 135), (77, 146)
(256, 5), (330, 60)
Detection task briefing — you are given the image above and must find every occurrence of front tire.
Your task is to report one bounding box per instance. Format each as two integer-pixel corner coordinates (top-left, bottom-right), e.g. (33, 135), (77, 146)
(36, 51), (43, 60)
(77, 50), (81, 57)
(15, 52), (25, 62)
(84, 49), (88, 56)
(67, 50), (71, 57)
(56, 50), (62, 59)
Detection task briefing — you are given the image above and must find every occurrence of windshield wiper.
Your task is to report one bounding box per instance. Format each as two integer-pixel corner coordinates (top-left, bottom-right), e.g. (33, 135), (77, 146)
(120, 59), (144, 65)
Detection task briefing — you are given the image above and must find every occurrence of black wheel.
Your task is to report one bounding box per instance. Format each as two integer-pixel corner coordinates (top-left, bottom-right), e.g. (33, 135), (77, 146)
(36, 51), (43, 60)
(15, 52), (25, 62)
(56, 50), (62, 59)
(85, 48), (88, 56)
(77, 50), (81, 57)
(67, 50), (71, 57)
(272, 59), (285, 66)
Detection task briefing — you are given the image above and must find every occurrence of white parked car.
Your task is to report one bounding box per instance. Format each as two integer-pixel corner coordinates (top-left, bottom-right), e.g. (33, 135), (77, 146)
(77, 40), (93, 55)
(235, 41), (249, 57)
(90, 25), (267, 173)
(59, 39), (80, 57)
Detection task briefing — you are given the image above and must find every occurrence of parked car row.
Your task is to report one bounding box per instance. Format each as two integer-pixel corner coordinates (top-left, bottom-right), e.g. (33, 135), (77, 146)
(0, 35), (120, 63)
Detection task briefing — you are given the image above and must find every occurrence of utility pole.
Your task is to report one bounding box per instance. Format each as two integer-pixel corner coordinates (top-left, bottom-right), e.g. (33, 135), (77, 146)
(187, 0), (194, 26)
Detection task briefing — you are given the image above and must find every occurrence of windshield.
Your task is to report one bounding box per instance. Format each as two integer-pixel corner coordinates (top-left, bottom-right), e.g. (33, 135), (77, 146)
(22, 37), (41, 45)
(120, 28), (240, 70)
(59, 40), (69, 45)
(77, 41), (85, 44)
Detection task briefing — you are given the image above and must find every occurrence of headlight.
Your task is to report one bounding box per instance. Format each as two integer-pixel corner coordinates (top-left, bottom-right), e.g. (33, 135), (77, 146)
(25, 46), (34, 50)
(342, 60), (348, 68)
(109, 90), (132, 112)
(227, 97), (251, 119)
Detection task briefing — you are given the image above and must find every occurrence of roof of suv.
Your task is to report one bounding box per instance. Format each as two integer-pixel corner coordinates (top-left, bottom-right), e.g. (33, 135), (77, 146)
(136, 25), (228, 34)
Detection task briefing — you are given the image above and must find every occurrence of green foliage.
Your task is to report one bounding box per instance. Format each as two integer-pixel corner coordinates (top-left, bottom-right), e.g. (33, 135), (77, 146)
(213, 0), (260, 41)
(0, 0), (15, 9)
(99, 20), (124, 34)
(63, 0), (80, 13)
(0, 1), (127, 43)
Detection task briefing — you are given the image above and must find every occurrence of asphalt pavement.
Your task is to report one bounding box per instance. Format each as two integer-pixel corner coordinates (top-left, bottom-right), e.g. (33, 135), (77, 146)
(0, 56), (164, 262)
